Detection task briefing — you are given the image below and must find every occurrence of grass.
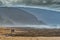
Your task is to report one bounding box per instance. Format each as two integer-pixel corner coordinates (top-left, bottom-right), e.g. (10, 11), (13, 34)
(0, 27), (60, 37)
(0, 27), (60, 40)
(0, 36), (60, 40)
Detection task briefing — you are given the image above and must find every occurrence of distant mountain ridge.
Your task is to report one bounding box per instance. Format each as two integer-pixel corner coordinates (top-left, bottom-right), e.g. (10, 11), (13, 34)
(0, 7), (45, 25)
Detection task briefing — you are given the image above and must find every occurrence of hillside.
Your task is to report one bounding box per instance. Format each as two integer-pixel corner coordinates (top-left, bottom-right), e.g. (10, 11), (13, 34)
(0, 7), (45, 25)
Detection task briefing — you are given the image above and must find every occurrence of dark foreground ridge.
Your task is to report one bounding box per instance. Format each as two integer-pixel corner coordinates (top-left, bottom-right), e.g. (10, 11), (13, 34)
(1, 27), (60, 37)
